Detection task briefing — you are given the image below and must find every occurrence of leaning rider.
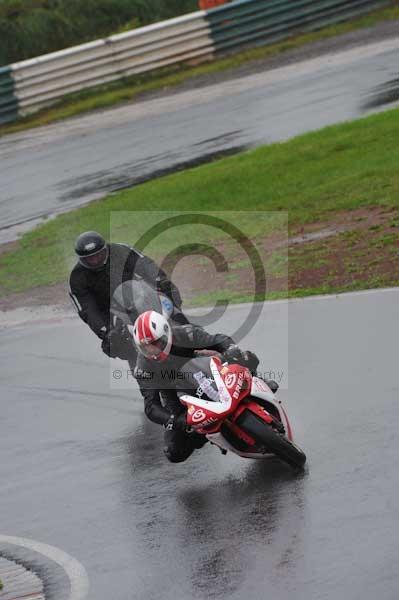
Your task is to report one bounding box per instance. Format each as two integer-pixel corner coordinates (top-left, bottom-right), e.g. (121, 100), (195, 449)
(133, 310), (259, 464)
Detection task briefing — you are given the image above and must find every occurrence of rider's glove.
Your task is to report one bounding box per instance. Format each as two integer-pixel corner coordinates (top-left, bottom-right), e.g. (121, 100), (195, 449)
(101, 327), (120, 358)
(164, 413), (187, 432)
(222, 345), (259, 374)
(222, 344), (247, 364)
(241, 350), (259, 375)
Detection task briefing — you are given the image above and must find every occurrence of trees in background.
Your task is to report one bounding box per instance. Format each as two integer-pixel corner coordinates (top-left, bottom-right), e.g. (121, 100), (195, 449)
(0, 0), (198, 66)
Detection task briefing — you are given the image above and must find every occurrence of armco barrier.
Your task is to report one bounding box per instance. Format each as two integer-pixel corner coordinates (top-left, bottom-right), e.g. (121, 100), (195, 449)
(0, 0), (390, 125)
(0, 66), (18, 124)
(0, 11), (213, 124)
(206, 0), (390, 53)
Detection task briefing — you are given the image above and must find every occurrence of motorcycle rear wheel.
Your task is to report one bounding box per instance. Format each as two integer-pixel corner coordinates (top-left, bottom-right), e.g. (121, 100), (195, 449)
(236, 409), (306, 469)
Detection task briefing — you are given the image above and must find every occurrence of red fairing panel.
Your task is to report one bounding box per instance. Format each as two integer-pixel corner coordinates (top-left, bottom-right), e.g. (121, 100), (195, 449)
(182, 359), (252, 432)
(245, 401), (274, 423)
(186, 406), (222, 433)
(232, 401), (274, 425)
(216, 360), (252, 404)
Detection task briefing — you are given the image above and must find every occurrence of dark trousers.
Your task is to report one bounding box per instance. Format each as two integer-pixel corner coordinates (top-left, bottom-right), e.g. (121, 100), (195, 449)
(163, 429), (207, 463)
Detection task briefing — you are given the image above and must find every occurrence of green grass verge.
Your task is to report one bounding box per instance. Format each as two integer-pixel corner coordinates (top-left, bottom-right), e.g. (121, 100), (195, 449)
(1, 1), (399, 136)
(1, 106), (399, 301)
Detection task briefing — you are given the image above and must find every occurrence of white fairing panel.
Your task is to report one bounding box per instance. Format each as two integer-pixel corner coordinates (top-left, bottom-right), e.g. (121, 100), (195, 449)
(179, 393), (229, 415)
(250, 377), (292, 440)
(250, 377), (275, 401)
(179, 358), (233, 415)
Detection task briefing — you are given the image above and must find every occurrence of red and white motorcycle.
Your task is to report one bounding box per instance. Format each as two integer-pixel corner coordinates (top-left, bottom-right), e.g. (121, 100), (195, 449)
(110, 278), (305, 468)
(179, 356), (306, 469)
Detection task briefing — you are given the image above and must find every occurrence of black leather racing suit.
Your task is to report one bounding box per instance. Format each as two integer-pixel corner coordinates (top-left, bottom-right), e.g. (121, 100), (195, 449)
(69, 242), (183, 339)
(135, 323), (235, 463)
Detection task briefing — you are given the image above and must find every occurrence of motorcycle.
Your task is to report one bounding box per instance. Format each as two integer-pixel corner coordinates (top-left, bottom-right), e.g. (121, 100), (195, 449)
(110, 279), (306, 469)
(176, 355), (306, 469)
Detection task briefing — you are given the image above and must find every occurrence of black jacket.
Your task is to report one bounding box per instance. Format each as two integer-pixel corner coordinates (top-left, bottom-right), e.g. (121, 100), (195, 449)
(69, 243), (182, 337)
(135, 323), (234, 426)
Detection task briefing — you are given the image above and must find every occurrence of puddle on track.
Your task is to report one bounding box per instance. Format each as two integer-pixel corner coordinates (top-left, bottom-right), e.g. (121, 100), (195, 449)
(56, 144), (248, 202)
(361, 77), (399, 110)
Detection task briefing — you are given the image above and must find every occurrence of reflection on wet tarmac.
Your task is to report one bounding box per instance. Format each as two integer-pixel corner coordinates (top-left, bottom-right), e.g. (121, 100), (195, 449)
(362, 77), (399, 110)
(2, 290), (399, 599)
(177, 463), (306, 598)
(122, 417), (306, 599)
(56, 143), (247, 202)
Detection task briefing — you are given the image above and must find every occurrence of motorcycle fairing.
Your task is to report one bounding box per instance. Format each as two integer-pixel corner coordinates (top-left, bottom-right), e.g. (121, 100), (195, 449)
(180, 359), (296, 453)
(250, 376), (293, 441)
(180, 358), (251, 428)
(250, 376), (276, 401)
(231, 400), (274, 425)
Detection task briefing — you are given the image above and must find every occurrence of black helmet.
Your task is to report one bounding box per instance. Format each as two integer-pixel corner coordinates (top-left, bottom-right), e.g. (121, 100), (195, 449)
(74, 231), (109, 271)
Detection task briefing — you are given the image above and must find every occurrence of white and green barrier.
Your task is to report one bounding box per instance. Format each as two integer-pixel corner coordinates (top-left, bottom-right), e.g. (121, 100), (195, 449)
(0, 66), (18, 124)
(0, 0), (390, 125)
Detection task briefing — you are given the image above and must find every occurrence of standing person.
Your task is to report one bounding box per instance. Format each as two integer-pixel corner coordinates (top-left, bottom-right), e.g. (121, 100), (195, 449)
(69, 231), (186, 368)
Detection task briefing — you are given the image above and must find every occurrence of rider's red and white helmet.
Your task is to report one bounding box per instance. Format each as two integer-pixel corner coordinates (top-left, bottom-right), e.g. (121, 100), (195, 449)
(133, 310), (172, 362)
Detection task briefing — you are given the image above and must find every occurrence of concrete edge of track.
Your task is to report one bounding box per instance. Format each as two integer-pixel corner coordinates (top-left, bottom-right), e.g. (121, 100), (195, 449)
(1, 287), (398, 330)
(0, 536), (89, 600)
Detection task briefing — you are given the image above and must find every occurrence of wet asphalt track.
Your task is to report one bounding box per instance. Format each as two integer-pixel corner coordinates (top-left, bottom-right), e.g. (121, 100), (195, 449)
(1, 34), (399, 242)
(1, 288), (399, 599)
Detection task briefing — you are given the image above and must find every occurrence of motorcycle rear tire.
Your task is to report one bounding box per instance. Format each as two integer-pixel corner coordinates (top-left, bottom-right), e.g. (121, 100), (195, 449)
(237, 409), (306, 469)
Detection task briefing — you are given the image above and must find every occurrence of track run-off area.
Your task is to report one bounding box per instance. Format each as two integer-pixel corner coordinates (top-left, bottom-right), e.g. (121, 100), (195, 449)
(1, 288), (398, 599)
(1, 20), (399, 598)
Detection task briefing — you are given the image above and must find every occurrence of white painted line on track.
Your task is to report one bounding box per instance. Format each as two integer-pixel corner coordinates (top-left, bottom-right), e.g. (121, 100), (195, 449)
(0, 536), (89, 600)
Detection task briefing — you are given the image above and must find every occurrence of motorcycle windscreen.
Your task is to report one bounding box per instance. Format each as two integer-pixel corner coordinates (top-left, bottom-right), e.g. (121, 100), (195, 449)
(175, 356), (221, 403)
(110, 278), (163, 325)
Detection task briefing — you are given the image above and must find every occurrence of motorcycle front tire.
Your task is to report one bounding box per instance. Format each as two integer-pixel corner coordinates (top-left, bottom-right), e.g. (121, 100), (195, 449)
(236, 409), (307, 469)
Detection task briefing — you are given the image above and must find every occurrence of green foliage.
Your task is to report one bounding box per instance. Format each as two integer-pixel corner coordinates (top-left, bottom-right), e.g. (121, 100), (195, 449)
(0, 0), (197, 66)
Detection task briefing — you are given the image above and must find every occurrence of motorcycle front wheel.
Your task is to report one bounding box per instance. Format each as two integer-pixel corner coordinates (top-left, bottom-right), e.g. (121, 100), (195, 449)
(236, 409), (307, 469)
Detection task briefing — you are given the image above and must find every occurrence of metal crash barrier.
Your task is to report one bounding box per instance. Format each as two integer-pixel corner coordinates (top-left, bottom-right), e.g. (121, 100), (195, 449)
(0, 0), (390, 125)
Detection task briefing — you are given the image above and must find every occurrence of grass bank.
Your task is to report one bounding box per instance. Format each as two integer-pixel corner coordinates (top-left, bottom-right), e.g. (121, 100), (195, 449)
(0, 107), (398, 306)
(1, 1), (399, 136)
